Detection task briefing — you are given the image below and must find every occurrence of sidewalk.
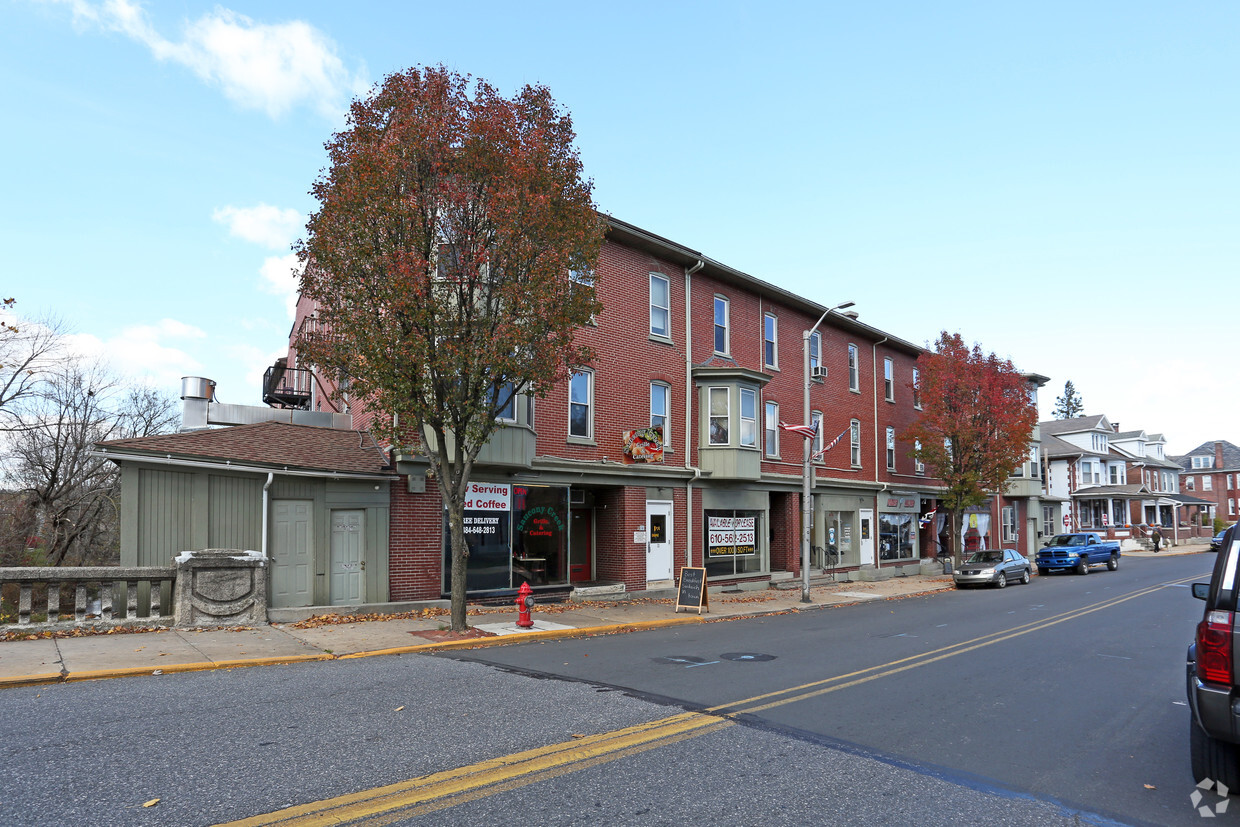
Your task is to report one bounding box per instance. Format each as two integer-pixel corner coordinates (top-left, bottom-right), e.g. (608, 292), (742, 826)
(0, 572), (958, 689)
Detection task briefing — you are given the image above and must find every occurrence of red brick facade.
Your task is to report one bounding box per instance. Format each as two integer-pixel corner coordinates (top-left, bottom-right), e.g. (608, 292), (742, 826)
(287, 217), (945, 601)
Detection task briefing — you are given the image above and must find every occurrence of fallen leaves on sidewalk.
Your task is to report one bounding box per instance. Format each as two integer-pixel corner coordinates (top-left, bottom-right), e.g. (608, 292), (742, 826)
(0, 625), (172, 642)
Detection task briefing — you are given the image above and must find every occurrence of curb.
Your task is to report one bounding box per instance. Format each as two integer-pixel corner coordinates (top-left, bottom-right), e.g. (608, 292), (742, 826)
(0, 584), (952, 687)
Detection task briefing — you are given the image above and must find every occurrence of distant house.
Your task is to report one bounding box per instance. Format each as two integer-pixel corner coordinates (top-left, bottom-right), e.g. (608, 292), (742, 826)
(1173, 441), (1240, 526)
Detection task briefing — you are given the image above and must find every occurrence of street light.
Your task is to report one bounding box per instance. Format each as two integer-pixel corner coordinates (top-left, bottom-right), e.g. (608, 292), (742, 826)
(801, 300), (855, 603)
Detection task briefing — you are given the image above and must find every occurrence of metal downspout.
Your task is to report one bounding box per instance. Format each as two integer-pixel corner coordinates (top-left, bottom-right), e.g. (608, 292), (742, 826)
(872, 336), (888, 567)
(685, 259), (704, 566)
(262, 472), (274, 559)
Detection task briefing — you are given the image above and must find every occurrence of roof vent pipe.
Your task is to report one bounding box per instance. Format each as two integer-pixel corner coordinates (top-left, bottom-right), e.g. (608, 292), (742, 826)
(180, 376), (216, 432)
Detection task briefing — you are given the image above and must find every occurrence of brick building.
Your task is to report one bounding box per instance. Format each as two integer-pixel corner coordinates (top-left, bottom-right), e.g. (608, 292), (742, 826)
(283, 216), (944, 603)
(1175, 441), (1240, 526)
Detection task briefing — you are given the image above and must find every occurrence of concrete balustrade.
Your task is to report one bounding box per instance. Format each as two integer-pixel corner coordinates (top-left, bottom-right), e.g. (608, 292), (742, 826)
(1, 567), (176, 627)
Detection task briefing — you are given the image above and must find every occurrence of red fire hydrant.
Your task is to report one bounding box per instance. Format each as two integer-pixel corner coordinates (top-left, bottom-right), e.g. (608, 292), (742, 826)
(515, 581), (535, 629)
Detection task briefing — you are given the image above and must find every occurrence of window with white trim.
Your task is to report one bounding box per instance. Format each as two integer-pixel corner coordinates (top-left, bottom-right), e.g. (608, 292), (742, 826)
(809, 332), (821, 376)
(740, 388), (757, 448)
(763, 313), (778, 369)
(1204, 476), (1213, 491)
(1002, 506), (1017, 542)
(713, 296), (729, 355)
(849, 419), (861, 467)
(709, 387), (729, 445)
(847, 344), (859, 392)
(649, 273), (670, 338)
(492, 380), (516, 422)
(1228, 473), (1234, 490)
(912, 367), (921, 409)
(884, 358), (894, 402)
(650, 382), (669, 443)
(764, 401), (779, 457)
(886, 427), (896, 470)
(1193, 456), (1214, 469)
(812, 411), (824, 460)
(914, 439), (924, 475)
(1230, 498), (1235, 517)
(1042, 505), (1055, 538)
(569, 370), (592, 439)
(1186, 476), (1195, 491)
(1110, 465), (1121, 485)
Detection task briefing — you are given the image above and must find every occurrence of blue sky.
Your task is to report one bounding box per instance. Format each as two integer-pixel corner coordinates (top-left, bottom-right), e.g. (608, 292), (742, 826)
(4, 1), (1236, 455)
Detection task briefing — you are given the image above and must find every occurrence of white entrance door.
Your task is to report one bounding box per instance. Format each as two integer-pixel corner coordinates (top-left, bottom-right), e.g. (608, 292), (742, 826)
(859, 508), (875, 566)
(645, 500), (674, 582)
(330, 510), (365, 605)
(271, 500), (314, 607)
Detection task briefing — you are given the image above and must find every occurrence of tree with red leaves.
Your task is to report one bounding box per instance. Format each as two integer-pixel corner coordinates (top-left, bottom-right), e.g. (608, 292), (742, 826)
(906, 332), (1038, 562)
(296, 66), (604, 631)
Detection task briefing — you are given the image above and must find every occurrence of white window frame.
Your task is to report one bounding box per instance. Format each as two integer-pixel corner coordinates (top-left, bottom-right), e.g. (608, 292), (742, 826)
(812, 411), (824, 461)
(1002, 506), (1017, 542)
(809, 332), (821, 376)
(1042, 505), (1055, 538)
(912, 367), (921, 409)
(650, 381), (670, 443)
(849, 418), (861, 467)
(649, 273), (670, 338)
(1204, 475), (1213, 491)
(740, 388), (757, 447)
(1186, 476), (1195, 491)
(886, 426), (896, 470)
(494, 380), (516, 423)
(1230, 498), (1235, 517)
(569, 370), (593, 440)
(884, 358), (894, 402)
(914, 439), (924, 475)
(763, 313), (778, 369)
(848, 344), (859, 392)
(713, 296), (730, 356)
(708, 387), (730, 446)
(764, 401), (779, 458)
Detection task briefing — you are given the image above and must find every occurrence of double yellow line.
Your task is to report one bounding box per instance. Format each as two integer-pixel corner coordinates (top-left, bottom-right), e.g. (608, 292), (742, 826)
(219, 575), (1200, 826)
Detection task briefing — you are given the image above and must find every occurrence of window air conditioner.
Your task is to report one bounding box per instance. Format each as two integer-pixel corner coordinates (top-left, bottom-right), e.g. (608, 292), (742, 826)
(811, 366), (828, 379)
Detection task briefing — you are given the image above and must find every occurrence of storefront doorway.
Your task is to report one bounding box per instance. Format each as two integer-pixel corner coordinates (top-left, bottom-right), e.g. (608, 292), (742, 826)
(570, 509), (593, 582)
(859, 509), (875, 566)
(646, 500), (673, 581)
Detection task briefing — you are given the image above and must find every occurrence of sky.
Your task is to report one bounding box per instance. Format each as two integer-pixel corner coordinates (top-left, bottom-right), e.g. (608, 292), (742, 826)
(3, 1), (1236, 456)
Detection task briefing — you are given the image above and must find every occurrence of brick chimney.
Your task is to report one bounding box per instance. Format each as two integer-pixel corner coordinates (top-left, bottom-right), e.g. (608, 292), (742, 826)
(1216, 441), (1225, 468)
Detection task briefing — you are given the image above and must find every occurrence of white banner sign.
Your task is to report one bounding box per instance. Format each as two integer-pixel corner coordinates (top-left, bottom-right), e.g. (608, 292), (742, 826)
(464, 482), (511, 511)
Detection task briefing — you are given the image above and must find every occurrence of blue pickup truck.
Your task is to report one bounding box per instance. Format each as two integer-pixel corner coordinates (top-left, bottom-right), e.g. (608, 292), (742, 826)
(1036, 532), (1121, 576)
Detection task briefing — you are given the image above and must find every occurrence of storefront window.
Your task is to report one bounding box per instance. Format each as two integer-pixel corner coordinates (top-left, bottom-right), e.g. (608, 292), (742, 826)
(442, 483), (569, 593)
(704, 510), (765, 578)
(826, 511), (855, 567)
(879, 513), (915, 560)
(512, 485), (569, 586)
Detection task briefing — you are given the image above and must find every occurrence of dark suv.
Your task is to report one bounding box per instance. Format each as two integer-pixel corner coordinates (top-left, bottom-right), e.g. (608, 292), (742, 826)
(1187, 524), (1240, 787)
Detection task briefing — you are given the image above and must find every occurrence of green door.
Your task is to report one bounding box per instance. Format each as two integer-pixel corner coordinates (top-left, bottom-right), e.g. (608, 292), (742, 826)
(271, 500), (314, 608)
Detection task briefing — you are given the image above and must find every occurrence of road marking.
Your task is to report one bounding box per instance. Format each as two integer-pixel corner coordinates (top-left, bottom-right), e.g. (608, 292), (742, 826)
(217, 573), (1205, 826)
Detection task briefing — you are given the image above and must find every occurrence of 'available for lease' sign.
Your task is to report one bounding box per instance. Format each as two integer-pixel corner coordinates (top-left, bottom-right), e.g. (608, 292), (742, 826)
(708, 516), (756, 557)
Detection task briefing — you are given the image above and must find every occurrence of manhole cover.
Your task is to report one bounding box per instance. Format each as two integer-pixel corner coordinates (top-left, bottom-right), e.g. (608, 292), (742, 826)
(720, 652), (776, 662)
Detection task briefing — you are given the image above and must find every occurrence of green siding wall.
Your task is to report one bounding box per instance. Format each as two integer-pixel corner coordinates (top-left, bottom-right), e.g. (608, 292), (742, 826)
(136, 468), (195, 566)
(208, 475), (263, 550)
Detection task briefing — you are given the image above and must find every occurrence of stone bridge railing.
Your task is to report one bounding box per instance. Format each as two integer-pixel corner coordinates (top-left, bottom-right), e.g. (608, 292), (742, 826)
(2, 550), (268, 629)
(0, 566), (177, 627)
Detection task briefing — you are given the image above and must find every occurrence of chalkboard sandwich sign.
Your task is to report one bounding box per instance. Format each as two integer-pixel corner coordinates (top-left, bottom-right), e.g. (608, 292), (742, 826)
(674, 566), (708, 614)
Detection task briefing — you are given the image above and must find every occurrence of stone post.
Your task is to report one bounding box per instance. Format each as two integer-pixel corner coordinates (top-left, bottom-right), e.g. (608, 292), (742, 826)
(173, 549), (268, 627)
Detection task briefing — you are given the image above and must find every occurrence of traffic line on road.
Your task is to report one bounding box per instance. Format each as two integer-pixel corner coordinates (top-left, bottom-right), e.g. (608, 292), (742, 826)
(214, 712), (733, 827)
(216, 575), (1201, 825)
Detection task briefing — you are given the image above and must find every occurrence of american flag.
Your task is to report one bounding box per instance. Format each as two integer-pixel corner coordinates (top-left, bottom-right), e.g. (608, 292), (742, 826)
(919, 509), (937, 528)
(779, 420), (818, 440)
(812, 426), (851, 460)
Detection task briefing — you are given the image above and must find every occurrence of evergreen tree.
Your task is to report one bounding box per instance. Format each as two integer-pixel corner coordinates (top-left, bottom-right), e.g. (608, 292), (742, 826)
(1053, 380), (1084, 419)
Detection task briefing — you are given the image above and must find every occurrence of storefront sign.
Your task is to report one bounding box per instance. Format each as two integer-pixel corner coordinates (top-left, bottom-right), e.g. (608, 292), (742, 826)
(622, 427), (664, 463)
(464, 482), (510, 511)
(674, 566), (709, 614)
(884, 497), (918, 510)
(708, 516), (756, 557)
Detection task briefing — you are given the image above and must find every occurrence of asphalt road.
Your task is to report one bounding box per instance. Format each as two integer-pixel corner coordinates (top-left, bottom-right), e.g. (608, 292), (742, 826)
(0, 553), (1217, 826)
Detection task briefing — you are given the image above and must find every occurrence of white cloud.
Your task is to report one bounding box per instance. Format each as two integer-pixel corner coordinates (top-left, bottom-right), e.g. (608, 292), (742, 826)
(62, 318), (207, 389)
(50, 0), (367, 119)
(259, 253), (303, 321)
(213, 203), (302, 250)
